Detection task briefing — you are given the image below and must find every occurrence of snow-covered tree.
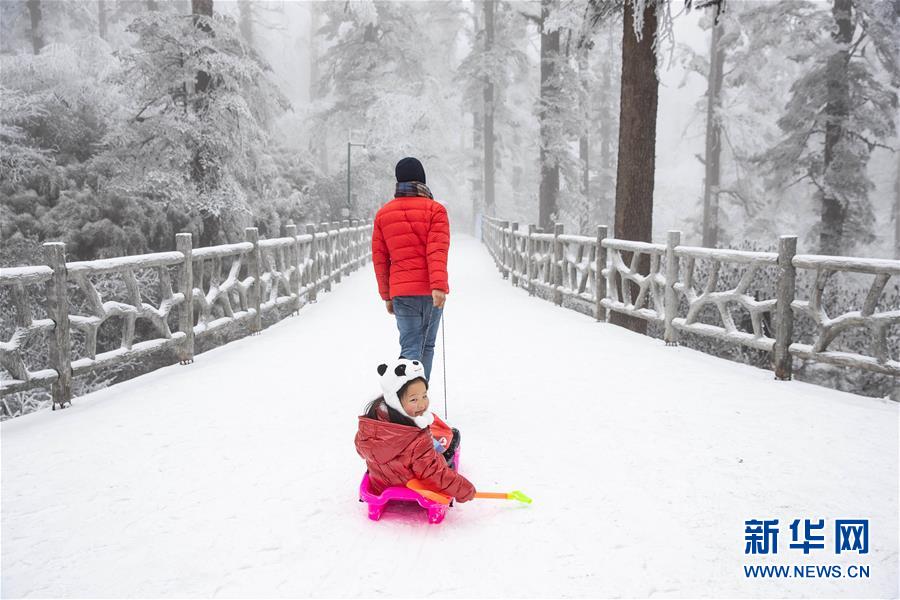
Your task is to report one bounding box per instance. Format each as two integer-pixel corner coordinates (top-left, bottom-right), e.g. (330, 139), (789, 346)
(313, 1), (468, 219)
(754, 0), (897, 255)
(609, 0), (660, 334)
(537, 0), (561, 230)
(532, 0), (615, 233)
(457, 1), (530, 220)
(102, 7), (288, 246)
(676, 3), (801, 247)
(589, 19), (621, 231)
(0, 37), (126, 261)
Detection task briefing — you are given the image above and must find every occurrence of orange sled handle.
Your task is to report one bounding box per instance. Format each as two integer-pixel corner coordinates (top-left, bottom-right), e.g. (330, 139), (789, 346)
(406, 480), (532, 504)
(406, 479), (451, 504)
(474, 492), (508, 499)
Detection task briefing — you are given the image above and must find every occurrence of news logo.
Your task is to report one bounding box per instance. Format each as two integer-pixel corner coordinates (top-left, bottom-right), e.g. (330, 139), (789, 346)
(743, 518), (870, 579)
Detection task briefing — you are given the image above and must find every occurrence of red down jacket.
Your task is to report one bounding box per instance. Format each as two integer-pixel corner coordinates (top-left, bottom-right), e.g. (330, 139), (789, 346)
(372, 196), (450, 301)
(355, 404), (475, 502)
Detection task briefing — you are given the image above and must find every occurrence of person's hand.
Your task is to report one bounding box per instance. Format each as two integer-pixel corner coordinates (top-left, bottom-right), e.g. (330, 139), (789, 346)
(432, 290), (446, 309)
(385, 300), (394, 315)
(457, 486), (476, 503)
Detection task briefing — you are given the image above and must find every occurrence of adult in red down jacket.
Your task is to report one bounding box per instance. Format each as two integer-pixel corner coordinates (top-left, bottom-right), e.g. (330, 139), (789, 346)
(355, 358), (475, 501)
(372, 157), (450, 381)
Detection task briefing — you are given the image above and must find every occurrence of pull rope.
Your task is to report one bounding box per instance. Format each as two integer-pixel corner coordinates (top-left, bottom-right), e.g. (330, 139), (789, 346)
(441, 310), (448, 420)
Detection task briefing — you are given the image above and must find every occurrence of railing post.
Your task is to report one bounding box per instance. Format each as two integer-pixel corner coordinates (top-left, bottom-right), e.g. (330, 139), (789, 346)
(606, 232), (617, 311)
(244, 227), (262, 334)
(285, 223), (300, 313)
(510, 222), (519, 286)
(495, 220), (501, 267)
(492, 219), (499, 270)
(774, 235), (797, 380)
(332, 221), (342, 284)
(664, 230), (681, 345)
(553, 223), (564, 305)
(43, 242), (72, 410)
(342, 219), (351, 275)
(175, 233), (195, 363)
(363, 219), (370, 265)
(527, 224), (536, 296)
(500, 220), (510, 278)
(596, 225), (608, 322)
(307, 223), (319, 302)
(350, 219), (360, 269)
(356, 221), (363, 267)
(366, 219), (373, 266)
(320, 222), (332, 292)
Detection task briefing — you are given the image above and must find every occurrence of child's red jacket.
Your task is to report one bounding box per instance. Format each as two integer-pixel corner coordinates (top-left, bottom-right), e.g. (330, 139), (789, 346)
(371, 196), (450, 301)
(355, 409), (475, 502)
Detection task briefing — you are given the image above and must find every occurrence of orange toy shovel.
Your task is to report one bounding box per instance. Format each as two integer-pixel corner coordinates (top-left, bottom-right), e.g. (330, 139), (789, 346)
(406, 480), (532, 504)
(406, 480), (452, 504)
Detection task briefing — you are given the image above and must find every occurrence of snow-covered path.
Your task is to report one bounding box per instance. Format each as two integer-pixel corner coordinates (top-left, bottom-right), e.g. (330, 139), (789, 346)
(2, 236), (897, 598)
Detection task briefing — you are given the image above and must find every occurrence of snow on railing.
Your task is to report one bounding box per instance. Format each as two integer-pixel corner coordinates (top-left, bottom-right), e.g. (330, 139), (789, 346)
(603, 236), (667, 325)
(0, 264), (59, 394)
(66, 249), (188, 379)
(481, 215), (899, 384)
(0, 220), (372, 410)
(670, 239), (781, 355)
(790, 254), (900, 377)
(190, 240), (256, 335)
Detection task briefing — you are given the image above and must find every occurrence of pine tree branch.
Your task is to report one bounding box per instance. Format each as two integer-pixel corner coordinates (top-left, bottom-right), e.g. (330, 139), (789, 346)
(719, 125), (752, 188)
(845, 129), (895, 153)
(685, 0), (726, 24)
(717, 188), (755, 216)
(132, 97), (163, 123)
(797, 169), (825, 196)
(518, 11), (540, 25)
(848, 31), (867, 60)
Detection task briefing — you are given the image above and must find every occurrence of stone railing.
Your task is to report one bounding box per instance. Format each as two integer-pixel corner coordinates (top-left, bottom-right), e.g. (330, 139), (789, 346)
(482, 216), (899, 387)
(0, 220), (372, 410)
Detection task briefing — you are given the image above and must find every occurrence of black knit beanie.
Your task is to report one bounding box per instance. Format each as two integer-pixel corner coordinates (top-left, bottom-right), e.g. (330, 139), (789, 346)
(395, 157), (426, 184)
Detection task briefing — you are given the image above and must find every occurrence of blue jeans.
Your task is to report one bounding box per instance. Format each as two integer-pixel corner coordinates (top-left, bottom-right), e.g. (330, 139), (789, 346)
(392, 296), (443, 381)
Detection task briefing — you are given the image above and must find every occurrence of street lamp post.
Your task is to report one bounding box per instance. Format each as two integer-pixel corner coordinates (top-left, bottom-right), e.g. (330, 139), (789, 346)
(347, 129), (367, 219)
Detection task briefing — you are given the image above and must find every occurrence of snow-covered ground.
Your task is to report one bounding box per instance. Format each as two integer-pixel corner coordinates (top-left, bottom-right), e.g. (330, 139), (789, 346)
(2, 236), (897, 598)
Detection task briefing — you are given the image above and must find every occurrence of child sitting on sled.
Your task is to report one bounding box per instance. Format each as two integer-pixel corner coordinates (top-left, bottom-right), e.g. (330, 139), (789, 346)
(355, 358), (476, 502)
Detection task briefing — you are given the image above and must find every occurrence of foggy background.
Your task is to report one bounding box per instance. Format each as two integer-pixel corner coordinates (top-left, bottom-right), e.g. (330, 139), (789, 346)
(2, 0), (897, 266)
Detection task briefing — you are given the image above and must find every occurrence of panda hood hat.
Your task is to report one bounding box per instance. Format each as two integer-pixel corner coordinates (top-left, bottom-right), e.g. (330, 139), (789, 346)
(377, 358), (434, 429)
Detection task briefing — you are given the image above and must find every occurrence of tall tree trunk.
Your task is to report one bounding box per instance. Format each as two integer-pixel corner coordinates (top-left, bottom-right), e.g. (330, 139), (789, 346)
(598, 27), (614, 228)
(308, 2), (319, 105)
(894, 150), (900, 259)
(26, 0), (43, 55)
(820, 0), (852, 255)
(483, 0), (496, 217)
(307, 3), (328, 174)
(238, 0), (253, 47)
(701, 15), (725, 247)
(192, 0), (213, 96)
(578, 48), (590, 235)
(192, 0), (219, 248)
(98, 0), (107, 40)
(609, 0), (658, 335)
(579, 134), (590, 234)
(472, 4), (483, 221)
(538, 0), (560, 230)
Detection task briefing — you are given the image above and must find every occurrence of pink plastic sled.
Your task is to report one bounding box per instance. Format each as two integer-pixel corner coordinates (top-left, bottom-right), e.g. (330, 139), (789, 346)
(359, 450), (460, 525)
